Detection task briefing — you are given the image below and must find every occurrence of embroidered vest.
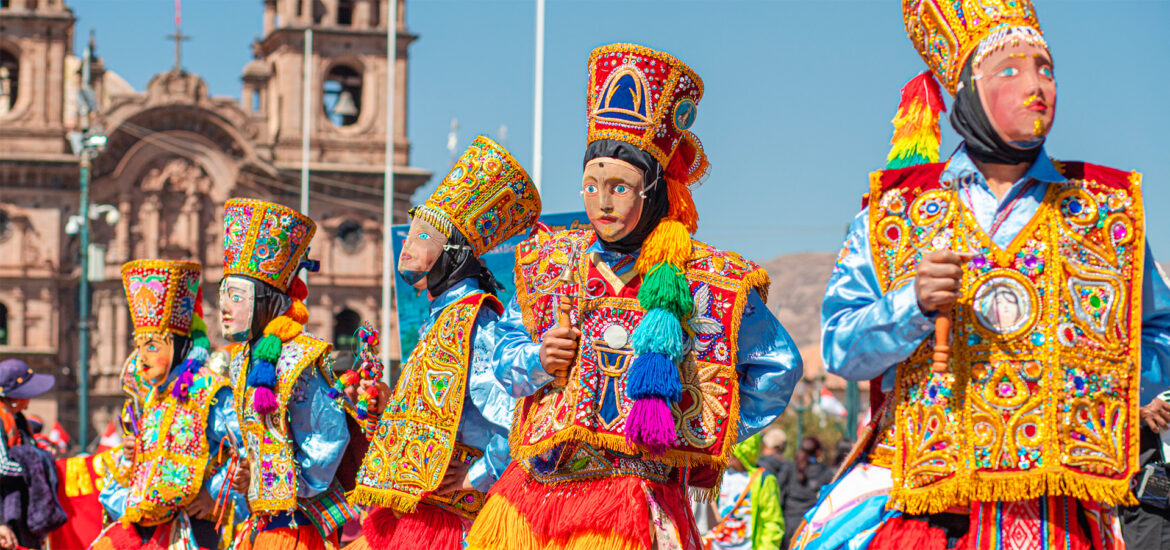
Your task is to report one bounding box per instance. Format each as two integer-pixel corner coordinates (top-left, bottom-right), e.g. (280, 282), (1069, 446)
(123, 373), (228, 526)
(229, 333), (331, 513)
(511, 229), (770, 473)
(866, 161), (1144, 514)
(352, 292), (500, 519)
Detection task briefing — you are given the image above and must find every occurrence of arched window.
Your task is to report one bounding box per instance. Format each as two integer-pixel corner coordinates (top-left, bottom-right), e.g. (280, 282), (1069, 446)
(0, 302), (9, 346)
(0, 49), (19, 115)
(333, 308), (362, 370)
(336, 219), (364, 253)
(323, 65), (362, 127)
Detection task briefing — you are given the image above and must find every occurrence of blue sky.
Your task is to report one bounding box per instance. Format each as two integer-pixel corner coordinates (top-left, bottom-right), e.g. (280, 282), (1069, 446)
(68, 0), (1170, 263)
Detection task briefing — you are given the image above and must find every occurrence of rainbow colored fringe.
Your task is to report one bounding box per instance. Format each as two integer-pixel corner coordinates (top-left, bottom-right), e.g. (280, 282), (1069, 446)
(886, 71), (946, 170)
(170, 313), (211, 403)
(247, 277), (310, 415)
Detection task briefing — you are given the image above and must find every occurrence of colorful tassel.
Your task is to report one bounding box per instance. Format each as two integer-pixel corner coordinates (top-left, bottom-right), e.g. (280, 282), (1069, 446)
(626, 353), (683, 402)
(630, 309), (686, 362)
(637, 263), (692, 319)
(252, 387), (279, 415)
(171, 368), (195, 401)
(625, 398), (676, 454)
(886, 71), (947, 169)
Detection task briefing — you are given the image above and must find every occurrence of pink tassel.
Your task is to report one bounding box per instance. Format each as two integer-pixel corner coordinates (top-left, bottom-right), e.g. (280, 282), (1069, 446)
(171, 369), (195, 402)
(252, 386), (279, 415)
(625, 398), (677, 454)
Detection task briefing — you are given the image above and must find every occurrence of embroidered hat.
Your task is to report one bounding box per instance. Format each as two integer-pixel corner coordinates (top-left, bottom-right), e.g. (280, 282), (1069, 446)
(410, 135), (542, 257)
(0, 359), (55, 399)
(586, 43), (707, 188)
(903, 0), (1045, 94)
(121, 260), (203, 337)
(222, 199), (317, 293)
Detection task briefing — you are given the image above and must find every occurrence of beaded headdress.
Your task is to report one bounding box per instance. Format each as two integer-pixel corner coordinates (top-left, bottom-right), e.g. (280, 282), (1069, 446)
(410, 136), (542, 257)
(120, 259), (210, 402)
(121, 260), (202, 338)
(888, 0), (1047, 169)
(222, 198), (317, 293)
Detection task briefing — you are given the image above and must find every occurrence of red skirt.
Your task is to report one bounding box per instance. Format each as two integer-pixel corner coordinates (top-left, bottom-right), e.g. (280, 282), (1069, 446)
(345, 505), (468, 550)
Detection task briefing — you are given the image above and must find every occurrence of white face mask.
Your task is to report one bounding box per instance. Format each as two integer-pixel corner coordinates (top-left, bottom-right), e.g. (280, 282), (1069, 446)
(219, 276), (255, 343)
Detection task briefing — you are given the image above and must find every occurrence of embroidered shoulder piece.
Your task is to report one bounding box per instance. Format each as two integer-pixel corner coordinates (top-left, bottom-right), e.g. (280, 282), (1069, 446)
(351, 292), (499, 517)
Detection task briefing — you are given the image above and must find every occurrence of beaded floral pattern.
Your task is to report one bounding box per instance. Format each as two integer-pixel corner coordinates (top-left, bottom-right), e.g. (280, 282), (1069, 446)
(351, 293), (499, 517)
(511, 229), (769, 472)
(121, 260), (202, 337)
(123, 374), (227, 526)
(411, 136), (542, 257)
(229, 333), (330, 513)
(866, 161), (1145, 514)
(903, 0), (1043, 93)
(222, 199), (316, 293)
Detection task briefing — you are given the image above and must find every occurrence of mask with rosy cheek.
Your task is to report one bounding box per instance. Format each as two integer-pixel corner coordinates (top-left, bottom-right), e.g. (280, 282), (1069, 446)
(137, 334), (175, 386)
(975, 43), (1057, 148)
(581, 158), (645, 242)
(219, 276), (256, 343)
(397, 217), (448, 289)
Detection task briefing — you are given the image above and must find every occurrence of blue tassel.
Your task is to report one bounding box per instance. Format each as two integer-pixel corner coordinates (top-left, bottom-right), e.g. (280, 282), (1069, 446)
(626, 352), (682, 402)
(247, 358), (278, 388)
(326, 387), (342, 400)
(631, 308), (686, 362)
(187, 346), (209, 363)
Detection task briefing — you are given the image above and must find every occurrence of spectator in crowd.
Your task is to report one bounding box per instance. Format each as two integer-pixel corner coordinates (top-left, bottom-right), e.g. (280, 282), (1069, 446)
(831, 439), (854, 471)
(1119, 392), (1170, 546)
(0, 358), (66, 550)
(701, 433), (784, 550)
(777, 436), (833, 550)
(758, 429), (789, 478)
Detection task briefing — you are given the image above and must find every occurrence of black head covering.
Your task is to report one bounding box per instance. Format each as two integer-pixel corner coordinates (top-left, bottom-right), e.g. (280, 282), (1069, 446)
(949, 57), (1044, 166)
(582, 139), (670, 254)
(423, 229), (502, 297)
(245, 277), (292, 343)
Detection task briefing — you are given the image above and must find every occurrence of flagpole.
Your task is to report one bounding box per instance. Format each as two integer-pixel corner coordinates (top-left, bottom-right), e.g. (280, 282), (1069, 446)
(301, 28), (313, 216)
(531, 0), (545, 192)
(380, 1), (398, 383)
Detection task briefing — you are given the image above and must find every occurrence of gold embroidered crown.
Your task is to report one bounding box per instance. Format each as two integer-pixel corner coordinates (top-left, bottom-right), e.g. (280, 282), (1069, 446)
(903, 0), (1044, 94)
(121, 260), (203, 337)
(586, 43), (707, 184)
(222, 199), (317, 292)
(410, 135), (542, 257)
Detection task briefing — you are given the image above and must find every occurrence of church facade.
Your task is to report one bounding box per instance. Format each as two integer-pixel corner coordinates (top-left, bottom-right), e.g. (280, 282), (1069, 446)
(0, 0), (429, 444)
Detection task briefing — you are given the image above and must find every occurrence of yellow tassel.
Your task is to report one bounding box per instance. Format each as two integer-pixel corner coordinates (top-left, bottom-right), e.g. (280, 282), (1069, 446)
(890, 469), (1139, 515)
(264, 315), (303, 343)
(636, 219), (693, 274)
(465, 496), (541, 550)
(191, 314), (208, 335)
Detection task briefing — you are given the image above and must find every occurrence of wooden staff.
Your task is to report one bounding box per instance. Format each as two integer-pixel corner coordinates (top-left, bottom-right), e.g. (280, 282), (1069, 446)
(554, 297), (573, 386)
(932, 310), (953, 373)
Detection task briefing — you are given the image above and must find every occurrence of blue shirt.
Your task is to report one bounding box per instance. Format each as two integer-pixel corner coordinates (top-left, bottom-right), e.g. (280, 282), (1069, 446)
(492, 239), (804, 441)
(417, 278), (514, 492)
(822, 144), (1170, 402)
(99, 370), (241, 521)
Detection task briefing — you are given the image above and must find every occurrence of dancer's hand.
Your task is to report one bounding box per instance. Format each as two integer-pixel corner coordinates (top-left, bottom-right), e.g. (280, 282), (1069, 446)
(915, 250), (974, 314)
(184, 488), (216, 520)
(0, 525), (15, 549)
(540, 326), (580, 383)
(1141, 398), (1170, 432)
(122, 434), (136, 457)
(435, 458), (473, 495)
(231, 455), (251, 493)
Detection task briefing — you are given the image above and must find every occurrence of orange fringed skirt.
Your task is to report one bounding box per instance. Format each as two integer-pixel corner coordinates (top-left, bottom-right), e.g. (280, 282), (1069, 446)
(465, 462), (699, 550)
(234, 524), (327, 550)
(89, 520), (216, 550)
(344, 505), (468, 550)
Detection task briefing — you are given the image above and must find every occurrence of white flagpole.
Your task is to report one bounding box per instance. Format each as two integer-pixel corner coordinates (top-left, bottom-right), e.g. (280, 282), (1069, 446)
(301, 28), (313, 215)
(381, 1), (399, 381)
(532, 0), (545, 192)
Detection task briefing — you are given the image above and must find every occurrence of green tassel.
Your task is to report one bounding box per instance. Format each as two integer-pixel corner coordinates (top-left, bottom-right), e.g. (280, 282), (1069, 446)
(253, 334), (283, 363)
(638, 262), (693, 319)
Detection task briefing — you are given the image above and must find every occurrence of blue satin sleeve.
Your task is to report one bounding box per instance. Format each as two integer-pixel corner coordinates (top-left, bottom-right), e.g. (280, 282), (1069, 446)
(821, 210), (935, 391)
(492, 295), (554, 398)
(736, 291), (804, 441)
(1141, 242), (1170, 404)
(204, 385), (249, 522)
(288, 368), (350, 498)
(460, 305), (514, 491)
(98, 472), (129, 520)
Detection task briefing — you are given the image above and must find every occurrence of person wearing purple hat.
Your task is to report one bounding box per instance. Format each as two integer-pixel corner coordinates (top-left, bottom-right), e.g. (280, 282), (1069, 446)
(0, 358), (64, 550)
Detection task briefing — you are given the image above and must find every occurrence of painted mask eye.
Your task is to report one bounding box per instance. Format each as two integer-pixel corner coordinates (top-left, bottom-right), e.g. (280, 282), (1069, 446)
(583, 184), (598, 195)
(418, 232), (430, 240)
(613, 184), (630, 194)
(998, 67), (1019, 77)
(1040, 66), (1054, 79)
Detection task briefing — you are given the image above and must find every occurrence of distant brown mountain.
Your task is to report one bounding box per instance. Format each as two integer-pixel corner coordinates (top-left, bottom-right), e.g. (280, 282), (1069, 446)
(759, 252), (836, 352)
